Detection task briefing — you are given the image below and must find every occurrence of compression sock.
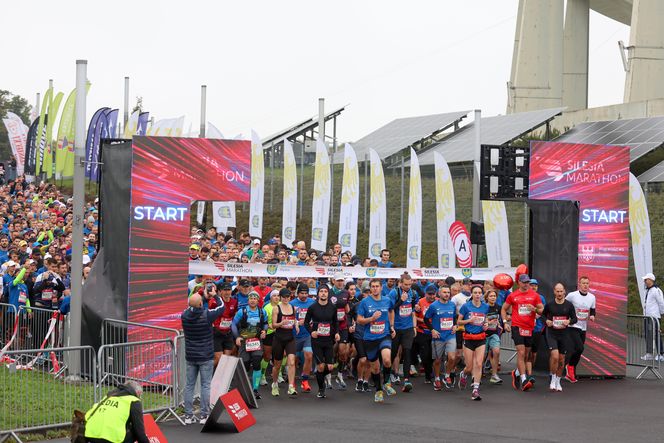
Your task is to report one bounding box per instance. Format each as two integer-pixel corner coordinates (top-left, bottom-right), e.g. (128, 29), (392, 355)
(372, 373), (382, 391)
(261, 359), (269, 376)
(316, 370), (325, 390)
(520, 374), (527, 383)
(252, 370), (262, 390)
(383, 366), (392, 385)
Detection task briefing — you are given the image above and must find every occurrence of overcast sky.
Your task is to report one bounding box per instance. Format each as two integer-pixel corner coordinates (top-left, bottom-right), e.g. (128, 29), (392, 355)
(1, 0), (630, 141)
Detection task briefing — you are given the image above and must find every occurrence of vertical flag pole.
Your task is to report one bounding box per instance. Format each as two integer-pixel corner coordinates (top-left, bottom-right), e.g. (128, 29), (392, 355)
(363, 153), (368, 231)
(123, 77), (129, 129)
(199, 85), (207, 137)
(471, 109), (482, 266)
(69, 59), (87, 376)
(400, 155), (405, 241)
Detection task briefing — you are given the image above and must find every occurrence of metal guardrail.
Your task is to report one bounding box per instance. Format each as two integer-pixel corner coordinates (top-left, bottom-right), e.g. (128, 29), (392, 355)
(101, 318), (181, 346)
(0, 345), (97, 442)
(0, 303), (18, 351)
(97, 338), (184, 424)
(499, 331), (517, 363)
(626, 314), (662, 379)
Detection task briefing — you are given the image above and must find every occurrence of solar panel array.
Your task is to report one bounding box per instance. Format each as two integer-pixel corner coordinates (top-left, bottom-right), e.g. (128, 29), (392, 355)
(556, 116), (664, 161)
(349, 111), (470, 161)
(415, 107), (564, 165)
(638, 161), (664, 183)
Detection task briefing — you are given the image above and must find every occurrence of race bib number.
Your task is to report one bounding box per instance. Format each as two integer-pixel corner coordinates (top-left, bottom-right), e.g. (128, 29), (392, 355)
(282, 316), (295, 329)
(41, 289), (53, 301)
(337, 309), (345, 321)
(486, 318), (498, 331)
(576, 309), (589, 320)
(18, 291), (27, 304)
(370, 321), (386, 335)
(245, 338), (261, 352)
(220, 319), (232, 330)
(399, 304), (412, 317)
(298, 309), (308, 320)
(552, 316), (567, 329)
(440, 318), (453, 330)
(470, 313), (485, 326)
(518, 305), (532, 316)
(519, 328), (532, 337)
(317, 323), (331, 337)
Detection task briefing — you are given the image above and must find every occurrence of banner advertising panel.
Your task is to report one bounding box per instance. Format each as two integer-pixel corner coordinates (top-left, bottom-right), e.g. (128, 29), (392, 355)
(127, 137), (250, 331)
(434, 152), (455, 268)
(249, 131), (264, 239)
(338, 143), (359, 255)
(406, 148), (422, 268)
(282, 140), (297, 246)
(628, 173), (653, 308)
(481, 200), (511, 268)
(368, 148), (386, 260)
(311, 139), (331, 251)
(529, 141), (629, 376)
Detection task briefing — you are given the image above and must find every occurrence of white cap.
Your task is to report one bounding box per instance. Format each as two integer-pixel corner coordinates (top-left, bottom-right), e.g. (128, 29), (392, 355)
(642, 273), (656, 281)
(253, 239), (261, 245)
(333, 272), (345, 281)
(5, 260), (17, 268)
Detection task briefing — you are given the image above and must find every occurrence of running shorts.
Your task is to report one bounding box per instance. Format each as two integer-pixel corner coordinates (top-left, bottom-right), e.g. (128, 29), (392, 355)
(364, 338), (392, 362)
(511, 326), (533, 348)
(312, 340), (335, 365)
(214, 330), (234, 353)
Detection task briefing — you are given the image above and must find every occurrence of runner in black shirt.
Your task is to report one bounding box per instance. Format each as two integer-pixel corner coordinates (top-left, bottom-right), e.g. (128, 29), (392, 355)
(542, 283), (578, 392)
(304, 286), (340, 398)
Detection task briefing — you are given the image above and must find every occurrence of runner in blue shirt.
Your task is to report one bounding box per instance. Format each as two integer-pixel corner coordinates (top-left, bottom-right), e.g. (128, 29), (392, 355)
(356, 278), (397, 403)
(424, 285), (457, 390)
(457, 285), (489, 401)
(387, 273), (419, 392)
(291, 283), (316, 393)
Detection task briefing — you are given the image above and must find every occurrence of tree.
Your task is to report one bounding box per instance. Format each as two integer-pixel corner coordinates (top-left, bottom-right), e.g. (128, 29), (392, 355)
(0, 90), (32, 162)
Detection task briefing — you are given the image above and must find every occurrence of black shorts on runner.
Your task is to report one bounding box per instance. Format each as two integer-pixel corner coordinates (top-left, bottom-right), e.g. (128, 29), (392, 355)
(214, 330), (234, 353)
(271, 335), (296, 361)
(391, 328), (415, 356)
(364, 338), (392, 362)
(312, 341), (335, 365)
(263, 332), (274, 347)
(354, 336), (366, 359)
(456, 330), (464, 350)
(511, 327), (533, 348)
(545, 329), (570, 353)
(463, 339), (486, 351)
(338, 329), (349, 344)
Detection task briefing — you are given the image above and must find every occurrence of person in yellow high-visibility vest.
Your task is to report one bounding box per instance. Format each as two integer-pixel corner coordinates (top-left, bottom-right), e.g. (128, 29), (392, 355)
(84, 380), (149, 443)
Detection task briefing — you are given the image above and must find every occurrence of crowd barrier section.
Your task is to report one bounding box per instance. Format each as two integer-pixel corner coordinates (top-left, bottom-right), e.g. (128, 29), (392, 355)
(499, 332), (517, 363)
(0, 303), (18, 354)
(0, 346), (97, 443)
(97, 338), (184, 424)
(100, 318), (181, 346)
(626, 314), (662, 379)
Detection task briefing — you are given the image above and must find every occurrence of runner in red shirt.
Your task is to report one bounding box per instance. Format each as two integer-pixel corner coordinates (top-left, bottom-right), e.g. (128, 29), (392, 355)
(254, 277), (272, 307)
(501, 274), (544, 391)
(209, 282), (239, 366)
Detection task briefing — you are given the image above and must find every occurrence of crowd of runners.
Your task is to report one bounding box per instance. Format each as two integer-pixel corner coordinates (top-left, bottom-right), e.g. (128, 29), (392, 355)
(186, 231), (597, 412)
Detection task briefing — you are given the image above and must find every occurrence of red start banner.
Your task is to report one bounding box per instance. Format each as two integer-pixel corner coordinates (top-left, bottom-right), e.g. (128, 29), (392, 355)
(220, 389), (256, 433)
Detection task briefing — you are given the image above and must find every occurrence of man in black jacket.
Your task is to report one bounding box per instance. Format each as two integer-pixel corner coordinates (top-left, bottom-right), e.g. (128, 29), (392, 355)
(181, 291), (224, 425)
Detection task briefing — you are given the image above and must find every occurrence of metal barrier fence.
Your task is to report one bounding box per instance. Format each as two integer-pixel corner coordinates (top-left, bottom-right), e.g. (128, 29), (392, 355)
(0, 346), (97, 442)
(499, 331), (517, 363)
(97, 338), (183, 423)
(0, 303), (18, 352)
(626, 314), (662, 379)
(101, 318), (181, 346)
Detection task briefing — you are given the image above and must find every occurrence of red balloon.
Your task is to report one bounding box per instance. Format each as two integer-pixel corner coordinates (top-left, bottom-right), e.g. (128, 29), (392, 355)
(493, 273), (514, 290)
(515, 264), (529, 283)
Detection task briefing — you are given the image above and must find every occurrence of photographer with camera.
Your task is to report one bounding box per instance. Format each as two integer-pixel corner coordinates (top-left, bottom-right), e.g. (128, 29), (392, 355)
(181, 283), (225, 425)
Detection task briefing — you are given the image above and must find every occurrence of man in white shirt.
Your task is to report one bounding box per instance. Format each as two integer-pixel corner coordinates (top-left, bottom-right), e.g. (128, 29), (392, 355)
(641, 273), (664, 361)
(564, 276), (596, 383)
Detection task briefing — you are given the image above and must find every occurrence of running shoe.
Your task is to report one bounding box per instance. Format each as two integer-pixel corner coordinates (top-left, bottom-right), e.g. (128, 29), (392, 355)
(555, 378), (563, 392)
(641, 353), (654, 361)
(433, 379), (442, 391)
(489, 374), (503, 384)
(259, 375), (268, 386)
(355, 380), (363, 392)
(271, 382), (280, 397)
(564, 365), (578, 383)
(402, 380), (413, 393)
(384, 382), (397, 396)
(549, 380), (556, 392)
(389, 373), (399, 385)
(199, 415), (208, 425)
(511, 370), (518, 390)
(409, 365), (418, 377)
(471, 388), (481, 401)
(253, 389), (262, 400)
(184, 415), (195, 425)
(336, 372), (347, 389)
(288, 385), (298, 396)
(443, 376), (453, 389)
(459, 372), (468, 390)
(424, 378), (432, 384)
(374, 390), (384, 403)
(277, 373), (285, 384)
(301, 380), (311, 392)
(317, 388), (326, 398)
(363, 381), (369, 392)
(521, 378), (533, 391)
(528, 375), (536, 386)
